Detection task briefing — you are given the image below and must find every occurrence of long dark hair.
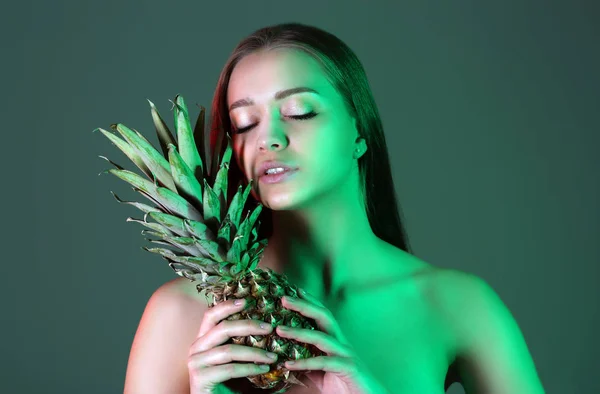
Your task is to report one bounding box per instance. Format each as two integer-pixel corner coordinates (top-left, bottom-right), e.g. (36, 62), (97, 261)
(207, 22), (413, 254)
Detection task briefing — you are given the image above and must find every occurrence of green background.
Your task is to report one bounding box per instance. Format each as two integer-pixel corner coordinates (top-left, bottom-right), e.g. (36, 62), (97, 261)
(4, 0), (598, 393)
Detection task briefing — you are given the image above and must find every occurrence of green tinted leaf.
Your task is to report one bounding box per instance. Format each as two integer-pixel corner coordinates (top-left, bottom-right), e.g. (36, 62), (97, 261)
(202, 179), (220, 224)
(98, 128), (153, 179)
(172, 95), (203, 178)
(192, 104), (208, 179)
(155, 186), (203, 221)
(167, 143), (203, 208)
(126, 217), (172, 235)
(147, 98), (177, 158)
(147, 212), (188, 237)
(110, 123), (176, 191)
(110, 191), (160, 214)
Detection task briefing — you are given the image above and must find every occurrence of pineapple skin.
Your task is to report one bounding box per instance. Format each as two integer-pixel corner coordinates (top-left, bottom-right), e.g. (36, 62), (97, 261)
(201, 267), (324, 392)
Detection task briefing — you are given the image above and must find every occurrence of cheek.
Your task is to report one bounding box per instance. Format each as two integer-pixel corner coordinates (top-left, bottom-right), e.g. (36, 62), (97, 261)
(231, 140), (251, 177)
(305, 141), (353, 184)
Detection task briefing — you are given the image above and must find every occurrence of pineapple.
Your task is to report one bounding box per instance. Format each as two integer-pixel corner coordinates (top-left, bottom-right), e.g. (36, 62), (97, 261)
(95, 95), (323, 393)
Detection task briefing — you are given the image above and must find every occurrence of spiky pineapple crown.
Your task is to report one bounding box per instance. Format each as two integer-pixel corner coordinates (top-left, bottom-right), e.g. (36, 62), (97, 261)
(95, 95), (267, 288)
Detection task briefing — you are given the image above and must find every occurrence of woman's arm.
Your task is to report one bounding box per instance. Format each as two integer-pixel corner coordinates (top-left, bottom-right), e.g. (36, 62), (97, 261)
(439, 270), (546, 394)
(123, 282), (204, 393)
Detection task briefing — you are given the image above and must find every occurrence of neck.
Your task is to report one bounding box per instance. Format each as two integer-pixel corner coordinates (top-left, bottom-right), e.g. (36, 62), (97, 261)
(256, 180), (381, 304)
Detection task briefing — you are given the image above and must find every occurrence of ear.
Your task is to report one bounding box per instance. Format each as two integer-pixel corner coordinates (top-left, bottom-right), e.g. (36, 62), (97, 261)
(352, 117), (367, 153)
(354, 137), (367, 159)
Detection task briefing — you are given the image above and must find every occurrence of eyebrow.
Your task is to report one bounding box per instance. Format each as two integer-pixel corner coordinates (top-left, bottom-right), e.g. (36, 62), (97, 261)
(228, 87), (319, 112)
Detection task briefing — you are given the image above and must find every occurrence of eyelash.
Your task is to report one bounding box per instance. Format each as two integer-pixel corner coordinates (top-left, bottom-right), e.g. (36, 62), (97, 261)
(233, 112), (317, 134)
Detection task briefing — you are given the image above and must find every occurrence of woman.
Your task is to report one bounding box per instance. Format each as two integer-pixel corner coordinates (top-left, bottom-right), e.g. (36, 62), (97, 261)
(124, 22), (546, 393)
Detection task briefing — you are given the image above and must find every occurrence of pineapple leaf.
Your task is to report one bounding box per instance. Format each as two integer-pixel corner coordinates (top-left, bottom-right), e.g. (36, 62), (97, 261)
(226, 185), (243, 232)
(168, 261), (203, 281)
(251, 225), (258, 243)
(141, 229), (169, 238)
(110, 191), (160, 214)
(98, 155), (128, 172)
(155, 185), (204, 221)
(239, 252), (251, 272)
(109, 169), (201, 220)
(110, 123), (177, 192)
(220, 133), (233, 167)
(229, 263), (241, 277)
(202, 178), (221, 224)
(226, 235), (243, 265)
(167, 143), (203, 209)
(146, 239), (177, 248)
(213, 133), (233, 207)
(236, 203), (262, 251)
(247, 246), (265, 271)
(226, 180), (254, 231)
(133, 187), (172, 215)
(194, 238), (225, 262)
(147, 98), (177, 158)
(217, 214), (233, 248)
(183, 219), (216, 241)
(142, 246), (178, 259)
(214, 162), (229, 219)
(209, 123), (225, 183)
(171, 95), (203, 179)
(159, 234), (204, 256)
(167, 255), (220, 274)
(126, 217), (173, 235)
(147, 212), (189, 237)
(192, 104), (208, 180)
(98, 128), (152, 179)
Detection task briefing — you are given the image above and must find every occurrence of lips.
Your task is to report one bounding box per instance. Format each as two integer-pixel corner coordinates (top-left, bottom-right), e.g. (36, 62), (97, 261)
(259, 167), (299, 184)
(257, 160), (298, 178)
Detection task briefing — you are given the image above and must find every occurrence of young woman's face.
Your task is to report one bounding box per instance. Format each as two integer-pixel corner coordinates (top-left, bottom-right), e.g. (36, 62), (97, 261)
(227, 48), (363, 210)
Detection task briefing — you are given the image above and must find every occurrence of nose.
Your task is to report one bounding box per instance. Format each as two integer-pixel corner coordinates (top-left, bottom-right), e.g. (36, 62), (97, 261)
(257, 116), (289, 152)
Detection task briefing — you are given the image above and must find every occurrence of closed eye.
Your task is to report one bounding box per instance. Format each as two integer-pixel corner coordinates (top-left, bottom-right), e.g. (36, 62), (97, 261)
(233, 112), (317, 134)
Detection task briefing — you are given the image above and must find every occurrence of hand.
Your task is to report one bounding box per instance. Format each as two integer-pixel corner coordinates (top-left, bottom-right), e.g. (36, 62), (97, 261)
(187, 298), (278, 394)
(275, 289), (390, 394)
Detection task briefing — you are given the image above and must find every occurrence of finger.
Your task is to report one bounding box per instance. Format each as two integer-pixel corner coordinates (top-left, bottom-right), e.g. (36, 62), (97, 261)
(281, 296), (329, 325)
(285, 355), (355, 374)
(297, 288), (325, 307)
(191, 319), (273, 354)
(190, 344), (278, 368)
(197, 298), (248, 338)
(194, 363), (270, 386)
(276, 325), (353, 357)
(281, 296), (343, 339)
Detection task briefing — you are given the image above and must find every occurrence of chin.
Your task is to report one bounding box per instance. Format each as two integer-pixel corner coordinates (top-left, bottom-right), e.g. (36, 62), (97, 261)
(258, 185), (312, 211)
(260, 194), (297, 211)
(250, 173), (307, 210)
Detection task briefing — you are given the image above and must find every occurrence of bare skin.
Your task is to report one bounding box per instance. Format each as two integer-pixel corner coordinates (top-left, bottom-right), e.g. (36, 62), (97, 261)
(227, 47), (381, 304)
(125, 47), (545, 393)
(173, 247), (457, 393)
(184, 48), (456, 392)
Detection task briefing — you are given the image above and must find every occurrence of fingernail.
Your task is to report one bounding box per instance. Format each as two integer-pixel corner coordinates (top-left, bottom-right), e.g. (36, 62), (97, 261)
(260, 323), (271, 330)
(266, 352), (278, 359)
(234, 299), (244, 306)
(286, 360), (296, 365)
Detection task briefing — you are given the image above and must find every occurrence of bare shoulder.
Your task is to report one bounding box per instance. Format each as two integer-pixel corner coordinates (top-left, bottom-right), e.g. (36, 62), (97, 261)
(150, 277), (212, 323)
(415, 265), (491, 331)
(161, 276), (211, 305)
(123, 277), (210, 393)
(418, 266), (486, 306)
(418, 267), (546, 393)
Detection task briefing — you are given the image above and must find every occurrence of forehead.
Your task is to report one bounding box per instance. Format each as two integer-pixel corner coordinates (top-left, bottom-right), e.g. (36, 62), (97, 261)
(227, 48), (330, 106)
